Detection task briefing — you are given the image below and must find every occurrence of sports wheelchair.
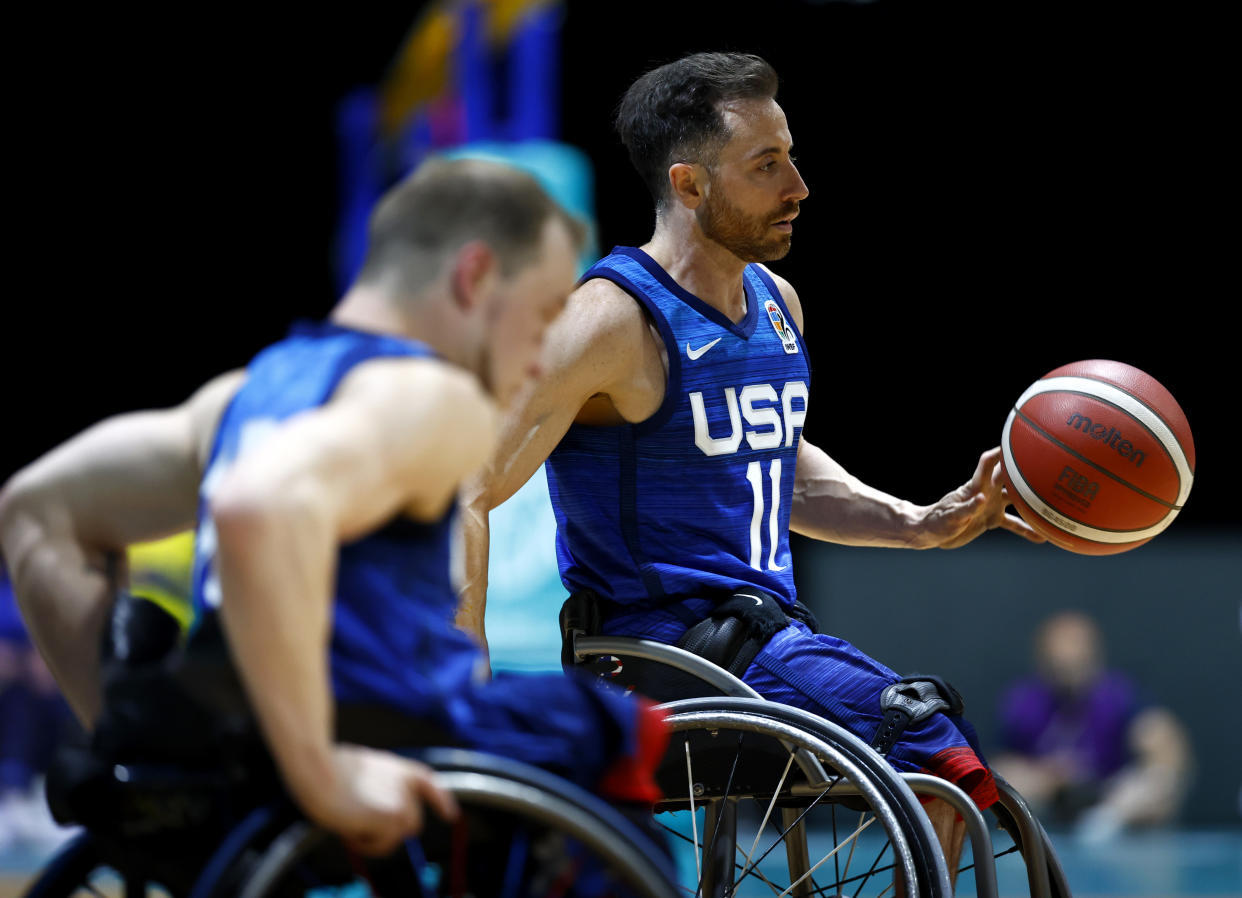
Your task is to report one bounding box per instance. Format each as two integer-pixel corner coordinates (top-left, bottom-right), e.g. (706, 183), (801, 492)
(22, 597), (679, 898)
(570, 633), (1072, 898)
(23, 746), (679, 898)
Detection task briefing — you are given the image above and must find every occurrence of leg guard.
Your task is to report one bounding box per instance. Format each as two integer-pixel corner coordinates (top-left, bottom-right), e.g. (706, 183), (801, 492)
(872, 674), (966, 757)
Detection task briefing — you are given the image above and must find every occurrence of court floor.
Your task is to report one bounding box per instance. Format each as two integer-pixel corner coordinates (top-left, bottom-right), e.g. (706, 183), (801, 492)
(3, 825), (1239, 896)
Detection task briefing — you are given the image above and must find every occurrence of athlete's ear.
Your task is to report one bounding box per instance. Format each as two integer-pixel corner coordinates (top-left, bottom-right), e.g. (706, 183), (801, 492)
(668, 162), (705, 210)
(450, 240), (499, 311)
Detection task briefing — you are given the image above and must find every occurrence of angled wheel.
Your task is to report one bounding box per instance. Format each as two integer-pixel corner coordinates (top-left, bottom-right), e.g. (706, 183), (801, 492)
(20, 830), (177, 898)
(231, 748), (680, 898)
(656, 697), (951, 898)
(984, 776), (1073, 898)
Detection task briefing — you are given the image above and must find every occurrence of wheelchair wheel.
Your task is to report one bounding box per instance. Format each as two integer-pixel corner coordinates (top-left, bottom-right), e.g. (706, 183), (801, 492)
(984, 776), (1073, 898)
(21, 831), (165, 898)
(657, 697), (952, 898)
(231, 748), (679, 898)
(23, 805), (291, 898)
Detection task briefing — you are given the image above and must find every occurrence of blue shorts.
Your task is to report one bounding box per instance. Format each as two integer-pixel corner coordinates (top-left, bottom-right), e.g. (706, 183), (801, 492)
(602, 602), (997, 809)
(0, 577), (28, 644)
(442, 668), (665, 803)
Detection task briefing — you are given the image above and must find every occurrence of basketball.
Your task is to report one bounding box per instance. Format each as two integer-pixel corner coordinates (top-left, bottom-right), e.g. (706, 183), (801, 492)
(1000, 360), (1195, 555)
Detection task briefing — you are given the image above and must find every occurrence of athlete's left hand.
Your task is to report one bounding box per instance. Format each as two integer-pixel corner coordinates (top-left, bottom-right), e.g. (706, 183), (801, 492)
(920, 448), (1046, 549)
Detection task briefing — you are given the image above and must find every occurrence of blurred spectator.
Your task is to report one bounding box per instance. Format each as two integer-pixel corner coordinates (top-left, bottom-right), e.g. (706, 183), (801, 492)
(0, 560), (77, 853)
(993, 610), (1193, 842)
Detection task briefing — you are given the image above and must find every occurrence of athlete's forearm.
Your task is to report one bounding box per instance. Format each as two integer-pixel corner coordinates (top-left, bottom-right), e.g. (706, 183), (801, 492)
(212, 488), (340, 818)
(454, 487), (490, 654)
(789, 439), (931, 548)
(0, 480), (115, 728)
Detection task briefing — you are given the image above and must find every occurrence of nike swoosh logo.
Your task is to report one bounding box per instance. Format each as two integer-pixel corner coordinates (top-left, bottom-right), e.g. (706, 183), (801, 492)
(734, 593), (765, 607)
(686, 338), (722, 360)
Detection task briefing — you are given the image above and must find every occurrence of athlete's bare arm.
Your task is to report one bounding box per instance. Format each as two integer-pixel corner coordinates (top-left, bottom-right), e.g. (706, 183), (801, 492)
(757, 267), (1045, 549)
(211, 357), (479, 855)
(0, 370), (244, 726)
(456, 277), (664, 650)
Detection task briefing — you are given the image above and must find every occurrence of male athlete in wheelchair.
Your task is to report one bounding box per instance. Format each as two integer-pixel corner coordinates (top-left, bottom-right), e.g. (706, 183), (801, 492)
(0, 157), (678, 897)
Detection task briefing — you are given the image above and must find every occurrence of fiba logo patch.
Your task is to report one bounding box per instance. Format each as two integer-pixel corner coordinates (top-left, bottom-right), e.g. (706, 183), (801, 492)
(765, 300), (799, 354)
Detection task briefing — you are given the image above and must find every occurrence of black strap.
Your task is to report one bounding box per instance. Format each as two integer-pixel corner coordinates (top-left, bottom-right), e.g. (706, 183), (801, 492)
(559, 589), (605, 669)
(560, 588), (810, 690)
(675, 589), (792, 678)
(871, 674), (966, 756)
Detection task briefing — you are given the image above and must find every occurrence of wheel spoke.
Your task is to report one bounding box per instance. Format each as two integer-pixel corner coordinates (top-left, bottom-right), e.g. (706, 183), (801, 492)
(776, 816), (874, 897)
(741, 753), (796, 872)
(685, 738), (701, 887)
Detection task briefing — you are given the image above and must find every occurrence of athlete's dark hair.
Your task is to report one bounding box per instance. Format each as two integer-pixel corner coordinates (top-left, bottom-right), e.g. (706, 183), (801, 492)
(615, 52), (780, 210)
(357, 157), (585, 296)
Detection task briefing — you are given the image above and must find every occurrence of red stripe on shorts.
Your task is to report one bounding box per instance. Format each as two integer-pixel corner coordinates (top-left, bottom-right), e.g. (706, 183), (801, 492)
(596, 700), (670, 806)
(922, 745), (999, 810)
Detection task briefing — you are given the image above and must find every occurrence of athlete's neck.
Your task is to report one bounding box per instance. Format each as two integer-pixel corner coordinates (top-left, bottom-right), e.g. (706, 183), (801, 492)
(331, 283), (476, 374)
(642, 228), (749, 324)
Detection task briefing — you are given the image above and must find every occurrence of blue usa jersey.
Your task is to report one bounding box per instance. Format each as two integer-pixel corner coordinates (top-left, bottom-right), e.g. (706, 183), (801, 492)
(546, 247), (811, 608)
(190, 320), (483, 721)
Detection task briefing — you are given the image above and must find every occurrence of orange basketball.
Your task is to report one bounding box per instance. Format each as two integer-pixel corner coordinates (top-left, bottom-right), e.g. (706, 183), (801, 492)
(1000, 360), (1195, 555)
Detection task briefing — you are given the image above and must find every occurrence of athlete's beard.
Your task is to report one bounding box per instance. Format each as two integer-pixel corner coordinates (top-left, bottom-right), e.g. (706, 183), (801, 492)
(699, 189), (799, 263)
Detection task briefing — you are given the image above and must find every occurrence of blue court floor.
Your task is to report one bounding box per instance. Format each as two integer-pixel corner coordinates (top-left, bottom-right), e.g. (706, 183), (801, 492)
(975, 827), (1241, 898)
(661, 823), (1242, 898)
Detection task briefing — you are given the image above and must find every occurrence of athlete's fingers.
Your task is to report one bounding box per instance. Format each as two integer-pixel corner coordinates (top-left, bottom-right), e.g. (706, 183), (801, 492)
(971, 447), (1003, 493)
(1000, 511), (1046, 543)
(348, 825), (405, 859)
(409, 765), (459, 823)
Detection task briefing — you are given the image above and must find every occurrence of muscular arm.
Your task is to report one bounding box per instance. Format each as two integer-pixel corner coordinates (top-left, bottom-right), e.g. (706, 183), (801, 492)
(757, 266), (1044, 549)
(0, 370), (243, 726)
(212, 359), (487, 840)
(456, 278), (659, 648)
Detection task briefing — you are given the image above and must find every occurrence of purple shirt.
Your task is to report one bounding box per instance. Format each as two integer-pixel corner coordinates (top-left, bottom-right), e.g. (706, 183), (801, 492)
(998, 672), (1142, 782)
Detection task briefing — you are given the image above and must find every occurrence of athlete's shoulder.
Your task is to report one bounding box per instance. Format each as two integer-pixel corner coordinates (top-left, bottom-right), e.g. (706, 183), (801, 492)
(338, 354), (493, 425)
(755, 264), (804, 334)
(560, 274), (654, 356)
(334, 355), (499, 497)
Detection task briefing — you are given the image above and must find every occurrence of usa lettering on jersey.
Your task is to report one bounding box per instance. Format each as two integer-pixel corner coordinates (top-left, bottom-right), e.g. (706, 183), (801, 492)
(688, 381), (808, 456)
(688, 380), (807, 571)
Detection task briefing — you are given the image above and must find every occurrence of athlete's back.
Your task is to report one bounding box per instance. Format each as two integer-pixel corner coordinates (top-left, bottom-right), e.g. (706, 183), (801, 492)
(191, 320), (483, 723)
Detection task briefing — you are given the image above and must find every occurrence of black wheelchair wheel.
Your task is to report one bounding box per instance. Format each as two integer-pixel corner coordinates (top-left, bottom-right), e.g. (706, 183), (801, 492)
(657, 697), (952, 898)
(230, 748), (679, 898)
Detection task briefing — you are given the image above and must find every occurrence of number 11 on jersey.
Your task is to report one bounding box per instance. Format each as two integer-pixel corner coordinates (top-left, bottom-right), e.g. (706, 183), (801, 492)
(746, 459), (786, 571)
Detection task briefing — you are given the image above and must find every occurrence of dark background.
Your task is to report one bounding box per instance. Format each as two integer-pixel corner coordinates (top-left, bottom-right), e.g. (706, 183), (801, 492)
(5, 0), (1237, 826)
(6, 0), (1231, 532)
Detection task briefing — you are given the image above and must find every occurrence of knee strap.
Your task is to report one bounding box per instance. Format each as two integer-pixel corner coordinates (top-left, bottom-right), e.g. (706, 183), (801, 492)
(871, 674), (966, 757)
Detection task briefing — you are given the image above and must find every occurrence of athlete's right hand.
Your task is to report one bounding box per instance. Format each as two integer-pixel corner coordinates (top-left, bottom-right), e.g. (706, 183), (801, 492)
(302, 744), (460, 857)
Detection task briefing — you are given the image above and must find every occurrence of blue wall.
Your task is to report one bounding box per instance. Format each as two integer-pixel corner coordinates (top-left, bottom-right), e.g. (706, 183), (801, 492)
(792, 529), (1242, 825)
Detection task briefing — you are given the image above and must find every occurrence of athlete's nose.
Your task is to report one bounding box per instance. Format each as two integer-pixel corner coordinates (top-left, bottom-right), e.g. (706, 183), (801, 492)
(785, 162), (809, 203)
